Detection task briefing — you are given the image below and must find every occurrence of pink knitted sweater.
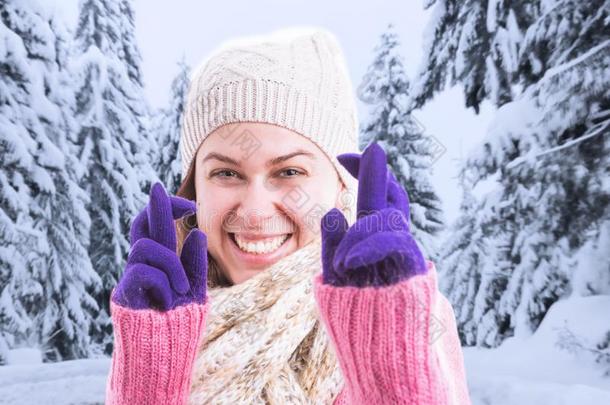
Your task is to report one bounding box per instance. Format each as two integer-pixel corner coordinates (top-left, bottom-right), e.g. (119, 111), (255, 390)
(105, 261), (471, 404)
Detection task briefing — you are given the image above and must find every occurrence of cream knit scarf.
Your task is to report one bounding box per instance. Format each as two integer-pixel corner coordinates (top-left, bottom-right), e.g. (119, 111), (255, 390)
(188, 236), (344, 404)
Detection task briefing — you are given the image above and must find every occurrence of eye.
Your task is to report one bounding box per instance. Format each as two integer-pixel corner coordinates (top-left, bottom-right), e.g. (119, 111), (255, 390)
(211, 169), (240, 179)
(278, 168), (304, 178)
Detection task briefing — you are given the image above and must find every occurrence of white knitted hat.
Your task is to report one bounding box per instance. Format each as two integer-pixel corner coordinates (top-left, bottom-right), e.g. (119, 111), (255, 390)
(179, 27), (359, 220)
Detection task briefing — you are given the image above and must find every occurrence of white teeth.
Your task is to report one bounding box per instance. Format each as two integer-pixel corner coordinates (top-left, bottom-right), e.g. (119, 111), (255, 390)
(233, 234), (290, 254)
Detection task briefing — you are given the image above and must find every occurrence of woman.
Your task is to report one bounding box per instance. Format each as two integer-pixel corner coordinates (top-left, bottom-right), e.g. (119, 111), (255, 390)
(105, 27), (471, 404)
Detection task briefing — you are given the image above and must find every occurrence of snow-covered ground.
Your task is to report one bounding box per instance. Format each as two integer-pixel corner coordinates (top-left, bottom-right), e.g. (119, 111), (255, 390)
(1, 295), (608, 404)
(0, 355), (109, 404)
(465, 294), (610, 405)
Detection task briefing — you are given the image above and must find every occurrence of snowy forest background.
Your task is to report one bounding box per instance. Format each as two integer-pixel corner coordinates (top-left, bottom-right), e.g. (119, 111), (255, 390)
(1, 0), (609, 403)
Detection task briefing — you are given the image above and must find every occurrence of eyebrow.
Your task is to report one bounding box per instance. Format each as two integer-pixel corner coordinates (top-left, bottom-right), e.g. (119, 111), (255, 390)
(202, 149), (316, 167)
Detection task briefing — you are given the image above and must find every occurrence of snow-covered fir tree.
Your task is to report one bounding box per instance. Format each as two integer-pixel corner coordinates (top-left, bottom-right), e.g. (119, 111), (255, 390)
(438, 169), (490, 345)
(0, 0), (102, 363)
(117, 0), (160, 191)
(153, 58), (191, 194)
(0, 3), (34, 359)
(72, 0), (157, 354)
(412, 0), (536, 112)
(417, 0), (610, 346)
(358, 23), (444, 259)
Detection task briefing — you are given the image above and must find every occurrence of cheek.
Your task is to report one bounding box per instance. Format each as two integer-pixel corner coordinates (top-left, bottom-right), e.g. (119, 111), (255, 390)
(285, 178), (339, 236)
(195, 190), (230, 247)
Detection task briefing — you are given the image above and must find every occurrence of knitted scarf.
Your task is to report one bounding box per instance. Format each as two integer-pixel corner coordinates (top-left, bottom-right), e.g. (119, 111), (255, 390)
(188, 236), (344, 404)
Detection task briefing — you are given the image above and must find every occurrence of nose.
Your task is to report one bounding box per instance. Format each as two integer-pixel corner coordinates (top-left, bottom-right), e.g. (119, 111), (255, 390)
(234, 177), (285, 231)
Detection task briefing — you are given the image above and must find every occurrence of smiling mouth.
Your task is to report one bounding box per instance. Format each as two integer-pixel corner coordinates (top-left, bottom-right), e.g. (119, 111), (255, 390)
(228, 232), (292, 255)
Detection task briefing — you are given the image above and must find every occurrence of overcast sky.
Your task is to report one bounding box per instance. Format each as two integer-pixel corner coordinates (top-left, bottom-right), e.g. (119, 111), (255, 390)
(59, 0), (495, 227)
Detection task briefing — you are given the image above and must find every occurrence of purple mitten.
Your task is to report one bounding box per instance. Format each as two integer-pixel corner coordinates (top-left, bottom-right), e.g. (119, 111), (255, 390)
(112, 182), (208, 310)
(321, 142), (427, 287)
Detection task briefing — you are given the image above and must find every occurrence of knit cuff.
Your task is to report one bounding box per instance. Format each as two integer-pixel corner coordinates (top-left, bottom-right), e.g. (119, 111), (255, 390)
(105, 294), (209, 405)
(314, 260), (456, 405)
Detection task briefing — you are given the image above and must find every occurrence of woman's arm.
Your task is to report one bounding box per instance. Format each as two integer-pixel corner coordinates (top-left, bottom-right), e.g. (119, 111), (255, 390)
(317, 144), (471, 404)
(105, 292), (209, 405)
(315, 260), (471, 405)
(106, 182), (210, 404)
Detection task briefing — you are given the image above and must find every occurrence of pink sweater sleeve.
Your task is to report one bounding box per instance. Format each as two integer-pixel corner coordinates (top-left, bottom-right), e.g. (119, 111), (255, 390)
(104, 291), (209, 405)
(314, 260), (472, 405)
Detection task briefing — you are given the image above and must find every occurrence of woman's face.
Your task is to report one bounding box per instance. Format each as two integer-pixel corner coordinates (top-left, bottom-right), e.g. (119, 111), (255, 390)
(194, 122), (344, 284)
